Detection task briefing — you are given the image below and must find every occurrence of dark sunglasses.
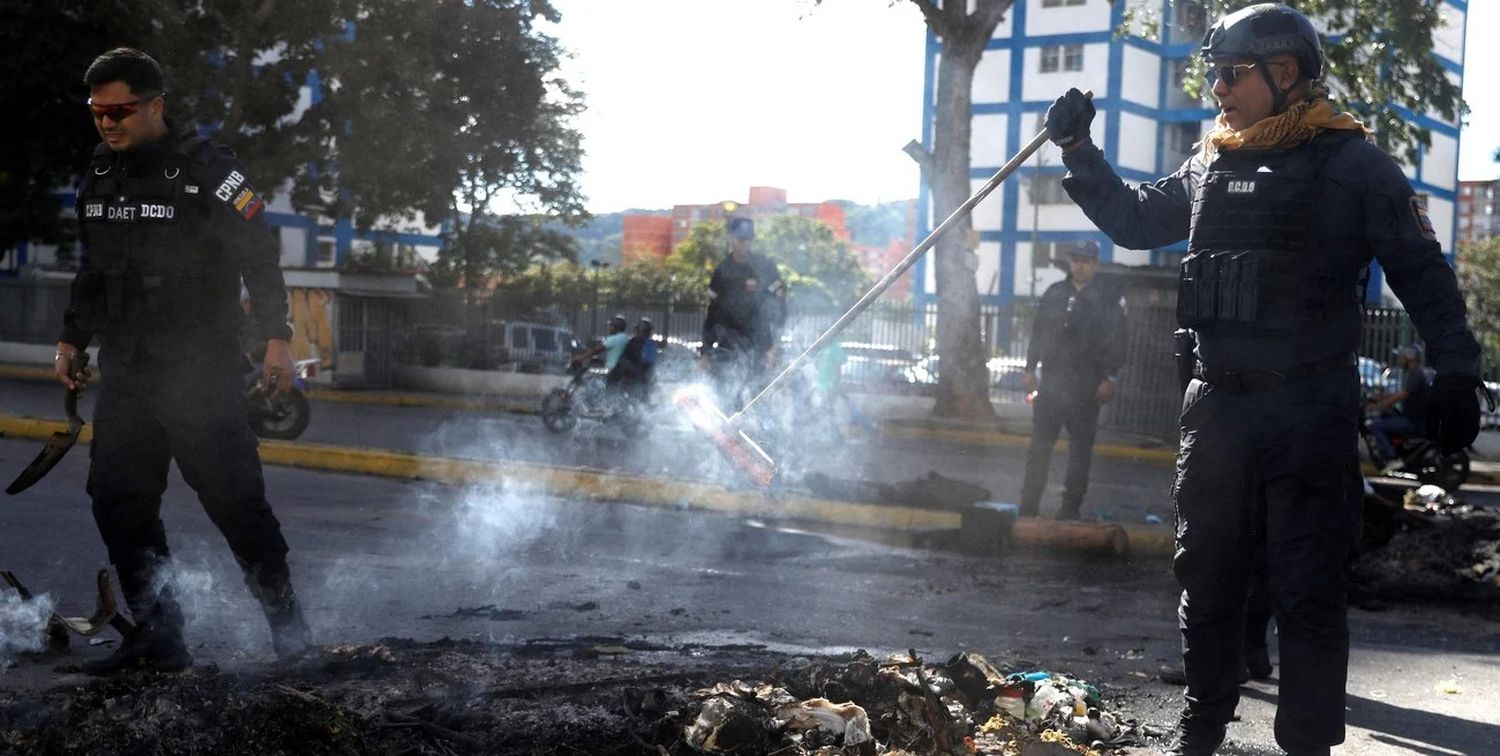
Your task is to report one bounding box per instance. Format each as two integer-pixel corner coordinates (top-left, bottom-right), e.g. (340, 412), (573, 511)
(1205, 62), (1257, 88)
(87, 95), (158, 122)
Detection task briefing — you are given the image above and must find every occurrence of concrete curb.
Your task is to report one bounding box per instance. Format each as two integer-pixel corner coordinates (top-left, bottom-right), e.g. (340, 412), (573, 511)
(0, 412), (960, 541)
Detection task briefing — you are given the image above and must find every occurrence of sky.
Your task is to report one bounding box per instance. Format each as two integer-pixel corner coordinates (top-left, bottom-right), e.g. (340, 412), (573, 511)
(548, 0), (1499, 215)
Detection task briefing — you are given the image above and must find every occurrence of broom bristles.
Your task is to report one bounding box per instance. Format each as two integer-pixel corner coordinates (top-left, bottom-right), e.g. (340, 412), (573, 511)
(672, 386), (777, 487)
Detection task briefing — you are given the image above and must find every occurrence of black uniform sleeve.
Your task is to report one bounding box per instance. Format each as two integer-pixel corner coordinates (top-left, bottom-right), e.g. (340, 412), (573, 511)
(195, 146), (293, 343)
(1349, 142), (1480, 377)
(1060, 143), (1194, 250)
(759, 258), (787, 341)
(701, 264), (726, 353)
(1026, 283), (1060, 373)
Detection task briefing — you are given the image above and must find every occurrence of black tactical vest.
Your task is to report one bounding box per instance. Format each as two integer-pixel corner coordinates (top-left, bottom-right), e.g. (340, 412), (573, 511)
(71, 134), (242, 335)
(1178, 132), (1362, 338)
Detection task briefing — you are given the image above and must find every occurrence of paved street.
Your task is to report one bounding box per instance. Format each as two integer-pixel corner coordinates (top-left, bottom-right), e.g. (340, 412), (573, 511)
(3, 417), (1499, 753)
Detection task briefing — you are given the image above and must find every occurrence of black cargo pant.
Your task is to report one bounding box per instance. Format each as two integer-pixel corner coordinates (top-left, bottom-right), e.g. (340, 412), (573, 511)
(1019, 380), (1101, 517)
(1173, 368), (1363, 752)
(88, 333), (293, 633)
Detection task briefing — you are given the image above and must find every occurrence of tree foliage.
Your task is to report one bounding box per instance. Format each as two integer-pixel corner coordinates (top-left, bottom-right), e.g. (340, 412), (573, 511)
(666, 216), (871, 309)
(1457, 238), (1500, 372)
(4, 0), (585, 272)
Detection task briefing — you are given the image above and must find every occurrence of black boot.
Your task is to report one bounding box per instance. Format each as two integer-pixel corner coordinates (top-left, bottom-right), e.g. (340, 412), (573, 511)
(83, 621), (192, 675)
(1166, 710), (1226, 756)
(240, 560), (313, 661)
(263, 587), (313, 661)
(1244, 645), (1273, 680)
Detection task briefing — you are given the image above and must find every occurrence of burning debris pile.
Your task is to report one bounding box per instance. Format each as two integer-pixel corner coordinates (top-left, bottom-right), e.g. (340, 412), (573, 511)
(0, 640), (1148, 755)
(1349, 488), (1500, 611)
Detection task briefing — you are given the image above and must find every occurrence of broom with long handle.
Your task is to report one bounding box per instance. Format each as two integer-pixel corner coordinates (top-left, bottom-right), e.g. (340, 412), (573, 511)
(675, 93), (1090, 486)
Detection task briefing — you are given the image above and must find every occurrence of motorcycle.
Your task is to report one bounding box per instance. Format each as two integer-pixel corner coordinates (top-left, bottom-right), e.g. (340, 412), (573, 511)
(245, 357), (319, 440)
(539, 341), (648, 438)
(1359, 406), (1468, 491)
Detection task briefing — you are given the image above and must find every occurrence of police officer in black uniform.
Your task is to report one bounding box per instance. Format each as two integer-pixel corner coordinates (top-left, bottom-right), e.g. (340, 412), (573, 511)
(1018, 241), (1125, 520)
(1043, 5), (1483, 754)
(55, 48), (311, 673)
(699, 217), (786, 409)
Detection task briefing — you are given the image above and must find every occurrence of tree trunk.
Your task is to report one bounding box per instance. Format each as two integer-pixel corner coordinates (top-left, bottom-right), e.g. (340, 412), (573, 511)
(930, 42), (996, 421)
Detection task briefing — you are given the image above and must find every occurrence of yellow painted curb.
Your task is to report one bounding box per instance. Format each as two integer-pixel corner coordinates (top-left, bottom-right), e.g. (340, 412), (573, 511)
(304, 389), (533, 415)
(0, 414), (959, 536)
(1118, 523), (1175, 558)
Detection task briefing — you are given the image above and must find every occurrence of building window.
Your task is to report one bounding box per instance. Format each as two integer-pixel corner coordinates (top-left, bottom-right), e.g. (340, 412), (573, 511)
(1038, 44), (1083, 73)
(1042, 0), (1086, 6)
(1063, 44), (1084, 71)
(1032, 241), (1053, 270)
(1030, 174), (1071, 205)
(1040, 46), (1060, 73)
(1166, 123), (1199, 155)
(316, 240), (336, 267)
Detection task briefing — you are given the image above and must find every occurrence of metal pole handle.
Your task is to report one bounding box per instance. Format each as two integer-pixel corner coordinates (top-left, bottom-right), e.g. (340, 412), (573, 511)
(733, 92), (1089, 421)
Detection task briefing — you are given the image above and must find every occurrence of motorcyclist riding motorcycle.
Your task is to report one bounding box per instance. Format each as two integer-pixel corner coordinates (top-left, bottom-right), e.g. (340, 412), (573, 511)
(1365, 344), (1432, 469)
(608, 318), (659, 403)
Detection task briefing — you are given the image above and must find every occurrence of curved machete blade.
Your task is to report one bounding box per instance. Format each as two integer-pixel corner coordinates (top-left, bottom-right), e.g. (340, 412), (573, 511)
(6, 354), (88, 495)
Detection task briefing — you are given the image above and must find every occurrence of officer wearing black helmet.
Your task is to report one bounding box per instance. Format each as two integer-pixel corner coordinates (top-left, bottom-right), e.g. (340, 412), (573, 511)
(1044, 5), (1482, 754)
(53, 48), (311, 673)
(700, 217), (787, 408)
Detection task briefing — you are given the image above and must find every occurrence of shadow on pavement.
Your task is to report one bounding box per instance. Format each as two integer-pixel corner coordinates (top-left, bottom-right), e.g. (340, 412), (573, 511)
(1241, 686), (1498, 755)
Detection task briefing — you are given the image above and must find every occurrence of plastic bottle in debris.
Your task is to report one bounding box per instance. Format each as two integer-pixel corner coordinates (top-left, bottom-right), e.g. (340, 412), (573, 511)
(995, 683), (1026, 721)
(1026, 681), (1073, 721)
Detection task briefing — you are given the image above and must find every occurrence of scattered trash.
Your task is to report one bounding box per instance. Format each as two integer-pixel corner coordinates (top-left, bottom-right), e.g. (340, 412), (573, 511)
(1436, 678), (1462, 695)
(1403, 485), (1466, 514)
(1369, 689), (1387, 699)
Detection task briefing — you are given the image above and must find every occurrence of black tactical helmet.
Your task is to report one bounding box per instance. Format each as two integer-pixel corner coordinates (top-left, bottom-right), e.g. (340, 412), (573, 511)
(1201, 3), (1323, 82)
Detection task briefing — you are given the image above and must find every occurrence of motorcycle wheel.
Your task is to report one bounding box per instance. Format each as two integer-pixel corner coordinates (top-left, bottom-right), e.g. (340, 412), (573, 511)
(1415, 449), (1469, 491)
(251, 389), (311, 440)
(541, 389), (577, 433)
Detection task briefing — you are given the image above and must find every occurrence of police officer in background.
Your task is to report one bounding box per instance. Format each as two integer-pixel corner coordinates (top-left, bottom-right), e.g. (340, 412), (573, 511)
(1043, 5), (1482, 754)
(699, 217), (786, 408)
(1018, 241), (1125, 520)
(54, 48), (311, 673)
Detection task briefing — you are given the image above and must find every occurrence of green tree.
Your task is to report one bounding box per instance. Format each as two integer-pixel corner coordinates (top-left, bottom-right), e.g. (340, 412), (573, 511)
(666, 216), (871, 309)
(841, 0), (1468, 419)
(1457, 238), (1500, 371)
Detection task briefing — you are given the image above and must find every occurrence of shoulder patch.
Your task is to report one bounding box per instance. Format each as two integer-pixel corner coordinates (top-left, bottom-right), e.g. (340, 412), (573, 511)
(1409, 196), (1436, 242)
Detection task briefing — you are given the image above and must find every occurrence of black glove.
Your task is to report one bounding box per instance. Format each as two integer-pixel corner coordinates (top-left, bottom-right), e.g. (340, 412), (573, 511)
(1426, 374), (1484, 454)
(1044, 88), (1094, 148)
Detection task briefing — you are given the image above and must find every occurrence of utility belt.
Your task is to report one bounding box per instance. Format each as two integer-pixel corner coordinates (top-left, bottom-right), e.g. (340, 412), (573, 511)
(1193, 352), (1356, 394)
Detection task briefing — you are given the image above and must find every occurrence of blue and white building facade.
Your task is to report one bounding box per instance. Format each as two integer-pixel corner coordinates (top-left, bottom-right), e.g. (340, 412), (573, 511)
(912, 0), (1470, 309)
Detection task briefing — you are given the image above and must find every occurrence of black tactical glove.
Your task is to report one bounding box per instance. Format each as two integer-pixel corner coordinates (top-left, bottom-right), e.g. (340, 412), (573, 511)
(1044, 88), (1095, 148)
(1426, 374), (1486, 454)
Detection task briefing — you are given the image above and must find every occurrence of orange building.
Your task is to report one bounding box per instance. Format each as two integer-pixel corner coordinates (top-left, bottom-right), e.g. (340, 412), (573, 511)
(621, 215), (673, 264)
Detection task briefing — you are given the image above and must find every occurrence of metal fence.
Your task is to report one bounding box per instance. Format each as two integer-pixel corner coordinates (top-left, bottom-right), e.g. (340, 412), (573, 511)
(0, 277), (1487, 442)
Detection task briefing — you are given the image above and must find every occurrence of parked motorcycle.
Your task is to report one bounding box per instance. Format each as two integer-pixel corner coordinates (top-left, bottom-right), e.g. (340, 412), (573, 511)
(1359, 407), (1468, 491)
(245, 358), (319, 440)
(539, 341), (647, 438)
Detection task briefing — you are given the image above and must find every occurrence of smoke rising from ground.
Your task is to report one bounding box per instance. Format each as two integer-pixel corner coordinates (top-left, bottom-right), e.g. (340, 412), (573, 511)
(0, 588), (57, 673)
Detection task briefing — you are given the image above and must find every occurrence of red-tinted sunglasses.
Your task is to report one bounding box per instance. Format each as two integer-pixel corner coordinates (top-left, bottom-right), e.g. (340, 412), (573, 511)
(87, 97), (155, 122)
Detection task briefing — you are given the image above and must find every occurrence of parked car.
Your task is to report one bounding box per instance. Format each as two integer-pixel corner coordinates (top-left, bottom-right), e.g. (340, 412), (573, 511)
(905, 353), (1029, 392)
(480, 320), (576, 373)
(839, 343), (921, 386)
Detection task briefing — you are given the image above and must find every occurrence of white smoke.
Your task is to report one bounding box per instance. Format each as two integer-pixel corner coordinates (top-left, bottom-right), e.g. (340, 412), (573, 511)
(0, 588), (57, 673)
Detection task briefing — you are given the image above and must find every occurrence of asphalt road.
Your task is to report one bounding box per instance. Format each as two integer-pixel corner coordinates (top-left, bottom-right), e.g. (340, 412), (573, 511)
(1, 435), (1498, 754)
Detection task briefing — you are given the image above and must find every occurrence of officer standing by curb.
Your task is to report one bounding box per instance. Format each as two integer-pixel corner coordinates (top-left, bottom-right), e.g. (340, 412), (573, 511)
(54, 48), (312, 673)
(1043, 5), (1483, 754)
(1018, 241), (1124, 520)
